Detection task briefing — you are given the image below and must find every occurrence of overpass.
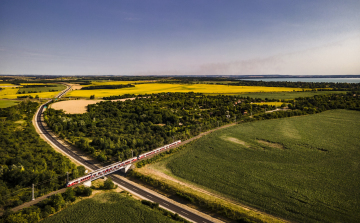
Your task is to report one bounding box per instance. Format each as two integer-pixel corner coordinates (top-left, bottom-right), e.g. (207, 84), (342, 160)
(67, 140), (181, 187)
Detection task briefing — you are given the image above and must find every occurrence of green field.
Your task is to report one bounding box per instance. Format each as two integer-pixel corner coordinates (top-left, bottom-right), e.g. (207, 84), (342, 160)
(156, 110), (360, 222)
(235, 91), (346, 100)
(42, 192), (182, 223)
(0, 100), (20, 108)
(17, 84), (66, 94)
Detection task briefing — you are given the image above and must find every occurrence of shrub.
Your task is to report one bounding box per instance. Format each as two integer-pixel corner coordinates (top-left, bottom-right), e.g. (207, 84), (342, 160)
(63, 188), (76, 202)
(103, 178), (115, 189)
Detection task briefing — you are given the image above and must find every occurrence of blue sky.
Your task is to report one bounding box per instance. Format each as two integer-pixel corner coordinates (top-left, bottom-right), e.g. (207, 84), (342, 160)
(0, 0), (359, 75)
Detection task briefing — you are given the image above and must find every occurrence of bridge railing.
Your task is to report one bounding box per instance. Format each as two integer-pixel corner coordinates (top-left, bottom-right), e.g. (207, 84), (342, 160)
(67, 140), (181, 187)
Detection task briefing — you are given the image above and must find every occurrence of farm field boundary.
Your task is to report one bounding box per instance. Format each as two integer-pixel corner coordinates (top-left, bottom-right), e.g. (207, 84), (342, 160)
(147, 110), (360, 223)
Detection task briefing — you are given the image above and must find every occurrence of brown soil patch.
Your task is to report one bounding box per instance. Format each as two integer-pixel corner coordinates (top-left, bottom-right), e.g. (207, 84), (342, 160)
(50, 100), (103, 114)
(257, 140), (284, 149)
(50, 98), (136, 114)
(223, 136), (250, 148)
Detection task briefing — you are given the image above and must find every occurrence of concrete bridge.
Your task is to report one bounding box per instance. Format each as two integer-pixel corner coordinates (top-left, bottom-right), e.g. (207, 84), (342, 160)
(67, 140), (181, 187)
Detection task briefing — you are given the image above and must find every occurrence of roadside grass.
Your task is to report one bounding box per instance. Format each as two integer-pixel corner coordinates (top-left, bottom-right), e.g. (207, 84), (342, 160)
(151, 110), (360, 223)
(0, 100), (20, 108)
(41, 192), (183, 223)
(68, 83), (311, 98)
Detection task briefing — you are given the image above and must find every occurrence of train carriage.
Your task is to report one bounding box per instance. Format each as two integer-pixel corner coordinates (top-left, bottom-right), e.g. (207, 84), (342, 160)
(66, 140), (181, 187)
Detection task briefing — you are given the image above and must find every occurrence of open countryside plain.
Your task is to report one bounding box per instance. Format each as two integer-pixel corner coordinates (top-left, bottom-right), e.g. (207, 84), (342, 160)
(151, 110), (360, 222)
(68, 83), (310, 98)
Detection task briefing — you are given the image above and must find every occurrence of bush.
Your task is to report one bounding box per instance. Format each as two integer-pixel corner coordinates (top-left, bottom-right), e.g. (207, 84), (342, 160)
(237, 217), (257, 223)
(103, 178), (115, 189)
(83, 187), (93, 196)
(141, 200), (159, 209)
(63, 188), (76, 202)
(75, 185), (92, 196)
(50, 194), (65, 209)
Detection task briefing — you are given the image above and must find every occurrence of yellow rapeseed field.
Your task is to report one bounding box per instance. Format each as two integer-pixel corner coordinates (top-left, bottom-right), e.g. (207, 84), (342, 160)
(20, 83), (49, 85)
(0, 83), (16, 86)
(68, 83), (309, 98)
(84, 80), (158, 87)
(0, 87), (62, 99)
(0, 88), (20, 98)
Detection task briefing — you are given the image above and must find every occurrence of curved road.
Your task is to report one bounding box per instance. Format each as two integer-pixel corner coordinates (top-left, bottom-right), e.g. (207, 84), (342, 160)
(34, 87), (214, 223)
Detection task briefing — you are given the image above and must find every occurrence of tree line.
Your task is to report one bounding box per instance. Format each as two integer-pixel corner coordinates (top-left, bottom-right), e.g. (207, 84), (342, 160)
(224, 80), (360, 91)
(0, 101), (82, 210)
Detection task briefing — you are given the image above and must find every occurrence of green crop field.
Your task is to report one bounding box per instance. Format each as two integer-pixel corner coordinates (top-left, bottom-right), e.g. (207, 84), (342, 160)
(0, 100), (20, 108)
(155, 110), (360, 222)
(17, 84), (66, 94)
(41, 192), (182, 223)
(235, 91), (346, 100)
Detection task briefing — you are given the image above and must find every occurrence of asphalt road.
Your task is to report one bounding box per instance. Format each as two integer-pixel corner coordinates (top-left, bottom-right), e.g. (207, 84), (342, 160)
(35, 90), (214, 223)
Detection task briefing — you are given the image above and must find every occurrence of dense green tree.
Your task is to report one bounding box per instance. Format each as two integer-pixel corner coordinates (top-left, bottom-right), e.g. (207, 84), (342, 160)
(103, 178), (115, 189)
(0, 101), (77, 210)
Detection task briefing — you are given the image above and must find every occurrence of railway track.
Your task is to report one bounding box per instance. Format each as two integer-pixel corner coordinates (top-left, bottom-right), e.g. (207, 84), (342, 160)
(34, 87), (215, 223)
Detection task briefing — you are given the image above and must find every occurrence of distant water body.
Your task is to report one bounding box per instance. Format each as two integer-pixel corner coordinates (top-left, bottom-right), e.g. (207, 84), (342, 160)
(241, 78), (360, 83)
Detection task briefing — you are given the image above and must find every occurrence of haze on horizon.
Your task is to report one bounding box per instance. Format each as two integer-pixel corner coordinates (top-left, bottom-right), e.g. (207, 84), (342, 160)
(0, 0), (359, 76)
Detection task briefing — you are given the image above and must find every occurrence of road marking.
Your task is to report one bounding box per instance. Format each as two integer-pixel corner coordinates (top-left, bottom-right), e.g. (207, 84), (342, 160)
(147, 195), (152, 198)
(163, 203), (169, 206)
(181, 211), (189, 215)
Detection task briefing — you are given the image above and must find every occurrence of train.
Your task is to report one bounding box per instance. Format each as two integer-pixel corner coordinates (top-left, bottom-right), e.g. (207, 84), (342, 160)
(66, 140), (182, 187)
